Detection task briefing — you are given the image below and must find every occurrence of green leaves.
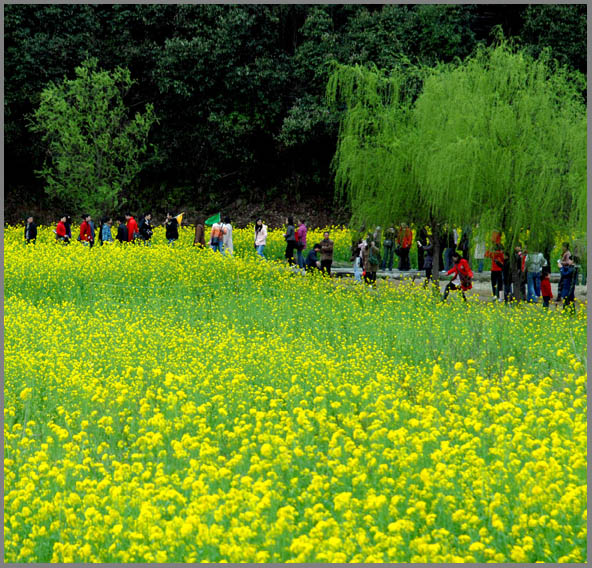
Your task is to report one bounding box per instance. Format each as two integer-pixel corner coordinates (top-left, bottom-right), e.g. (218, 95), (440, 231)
(328, 41), (586, 252)
(29, 59), (157, 215)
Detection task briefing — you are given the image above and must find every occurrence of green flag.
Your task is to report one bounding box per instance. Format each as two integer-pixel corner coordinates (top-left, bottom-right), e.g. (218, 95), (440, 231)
(205, 212), (220, 227)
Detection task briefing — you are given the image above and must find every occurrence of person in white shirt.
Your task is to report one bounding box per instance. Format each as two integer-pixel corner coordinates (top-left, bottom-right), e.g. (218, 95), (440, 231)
(222, 216), (233, 255)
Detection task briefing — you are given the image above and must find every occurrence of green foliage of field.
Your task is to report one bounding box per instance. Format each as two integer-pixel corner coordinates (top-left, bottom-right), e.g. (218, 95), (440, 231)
(4, 227), (587, 562)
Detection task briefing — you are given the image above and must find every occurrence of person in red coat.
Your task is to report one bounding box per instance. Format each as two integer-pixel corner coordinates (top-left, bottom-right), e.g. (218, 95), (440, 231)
(540, 266), (553, 308)
(55, 215), (69, 243)
(485, 242), (505, 301)
(125, 213), (139, 242)
(396, 223), (413, 271)
(442, 251), (473, 302)
(79, 214), (93, 245)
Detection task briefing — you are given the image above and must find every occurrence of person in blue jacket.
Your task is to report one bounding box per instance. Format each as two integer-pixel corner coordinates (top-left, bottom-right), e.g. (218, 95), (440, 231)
(560, 258), (578, 313)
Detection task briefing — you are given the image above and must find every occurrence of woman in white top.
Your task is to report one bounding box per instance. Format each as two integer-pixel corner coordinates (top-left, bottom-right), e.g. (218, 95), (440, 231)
(254, 218), (267, 258)
(222, 216), (233, 255)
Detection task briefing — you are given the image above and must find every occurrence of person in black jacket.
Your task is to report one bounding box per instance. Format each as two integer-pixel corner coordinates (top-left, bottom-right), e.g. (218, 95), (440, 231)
(139, 213), (154, 244)
(24, 216), (37, 244)
(116, 216), (128, 243)
(164, 212), (179, 244)
(305, 243), (322, 272)
(64, 215), (73, 241)
(284, 216), (297, 265)
(418, 236), (434, 288)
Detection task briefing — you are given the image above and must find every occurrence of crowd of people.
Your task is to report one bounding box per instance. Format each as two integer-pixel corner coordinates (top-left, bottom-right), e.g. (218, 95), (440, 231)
(350, 225), (580, 310)
(22, 214), (581, 310)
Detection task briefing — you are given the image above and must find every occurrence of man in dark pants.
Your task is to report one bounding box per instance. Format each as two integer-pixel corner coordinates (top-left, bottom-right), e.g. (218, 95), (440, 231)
(320, 231), (334, 276)
(511, 244), (525, 302)
(139, 213), (154, 244)
(416, 226), (428, 271)
(24, 215), (37, 244)
(116, 217), (128, 243)
(380, 226), (395, 271)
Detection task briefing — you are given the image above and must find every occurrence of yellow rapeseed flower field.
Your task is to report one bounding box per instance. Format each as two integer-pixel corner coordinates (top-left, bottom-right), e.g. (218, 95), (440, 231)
(4, 225), (587, 562)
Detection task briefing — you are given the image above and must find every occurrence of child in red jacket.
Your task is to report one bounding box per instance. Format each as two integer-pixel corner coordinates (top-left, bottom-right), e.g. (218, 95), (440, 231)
(442, 251), (473, 302)
(540, 266), (553, 308)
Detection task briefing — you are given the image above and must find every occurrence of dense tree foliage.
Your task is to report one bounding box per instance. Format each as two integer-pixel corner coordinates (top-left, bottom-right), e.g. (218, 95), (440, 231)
(327, 41), (586, 276)
(4, 4), (586, 218)
(29, 59), (156, 215)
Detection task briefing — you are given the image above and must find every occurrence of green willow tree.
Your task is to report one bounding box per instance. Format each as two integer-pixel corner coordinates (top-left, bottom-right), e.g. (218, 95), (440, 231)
(327, 41), (586, 277)
(413, 41), (586, 252)
(327, 61), (450, 277)
(29, 59), (156, 215)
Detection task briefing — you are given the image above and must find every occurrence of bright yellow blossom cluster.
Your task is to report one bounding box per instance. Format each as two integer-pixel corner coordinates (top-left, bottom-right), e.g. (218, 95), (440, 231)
(4, 226), (587, 562)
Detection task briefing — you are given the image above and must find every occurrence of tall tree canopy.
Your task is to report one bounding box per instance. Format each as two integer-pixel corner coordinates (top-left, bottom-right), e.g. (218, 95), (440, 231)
(327, 40), (586, 262)
(4, 4), (587, 219)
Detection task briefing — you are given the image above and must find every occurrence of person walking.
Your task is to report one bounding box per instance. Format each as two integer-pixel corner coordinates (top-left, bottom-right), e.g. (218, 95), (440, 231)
(510, 244), (526, 302)
(284, 217), (297, 265)
(89, 216), (96, 248)
(254, 218), (267, 258)
(381, 226), (396, 271)
(459, 226), (471, 261)
(116, 216), (128, 243)
(485, 242), (505, 301)
(397, 223), (413, 271)
(165, 212), (180, 246)
(126, 213), (139, 243)
(443, 227), (456, 271)
(540, 266), (553, 308)
(502, 251), (512, 303)
(352, 239), (363, 282)
(193, 217), (206, 248)
(556, 242), (572, 302)
(210, 219), (226, 252)
(525, 251), (547, 303)
(560, 258), (577, 313)
(320, 231), (334, 276)
(416, 226), (428, 271)
(362, 235), (380, 285)
(442, 251), (473, 302)
(100, 217), (114, 244)
(64, 215), (73, 243)
(55, 215), (69, 243)
(139, 213), (154, 245)
(79, 214), (93, 246)
(24, 215), (37, 245)
(418, 236), (434, 288)
(295, 219), (308, 268)
(222, 216), (233, 255)
(474, 235), (486, 273)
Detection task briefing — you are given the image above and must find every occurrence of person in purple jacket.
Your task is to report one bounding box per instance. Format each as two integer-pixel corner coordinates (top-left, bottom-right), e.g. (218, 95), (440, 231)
(296, 218), (308, 268)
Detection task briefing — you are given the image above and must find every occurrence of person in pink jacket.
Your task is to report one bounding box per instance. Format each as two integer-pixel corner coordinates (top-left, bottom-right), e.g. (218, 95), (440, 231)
(254, 218), (267, 258)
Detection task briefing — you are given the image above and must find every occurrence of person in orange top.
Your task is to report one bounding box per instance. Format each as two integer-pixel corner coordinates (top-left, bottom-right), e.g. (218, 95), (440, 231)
(125, 213), (139, 242)
(396, 223), (413, 271)
(210, 220), (227, 252)
(442, 251), (473, 302)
